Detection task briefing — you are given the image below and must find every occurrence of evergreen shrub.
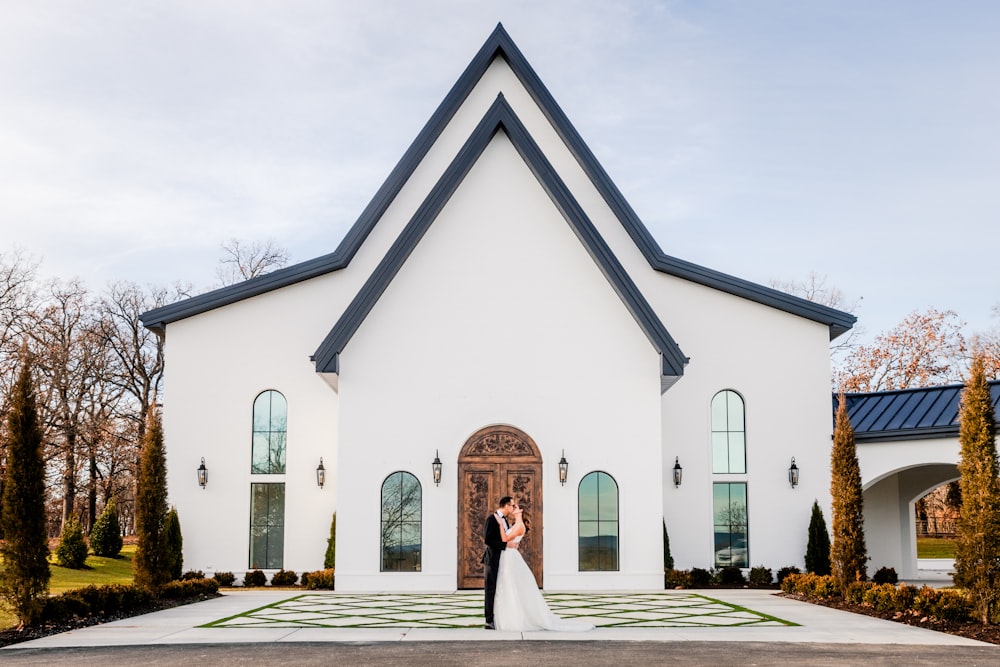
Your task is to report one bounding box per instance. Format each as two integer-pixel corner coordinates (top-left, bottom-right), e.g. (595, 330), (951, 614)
(688, 567), (712, 587)
(164, 507), (183, 581)
(55, 517), (89, 569)
(719, 566), (745, 585)
(181, 570), (205, 580)
(213, 571), (236, 587)
(805, 500), (832, 575)
(243, 569), (267, 587)
(271, 569), (299, 586)
(776, 566), (800, 585)
(324, 512), (337, 569)
(664, 569), (691, 589)
(89, 498), (123, 558)
(872, 566), (898, 584)
(914, 586), (973, 622)
(748, 566), (773, 588)
(161, 578), (219, 599)
(301, 569), (335, 590)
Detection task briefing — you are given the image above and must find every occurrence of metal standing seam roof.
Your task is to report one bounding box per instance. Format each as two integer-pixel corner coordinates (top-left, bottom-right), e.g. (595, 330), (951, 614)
(835, 381), (1000, 442)
(140, 23), (855, 341)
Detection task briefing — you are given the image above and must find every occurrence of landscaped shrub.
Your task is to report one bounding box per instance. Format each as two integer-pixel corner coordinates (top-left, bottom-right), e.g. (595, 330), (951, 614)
(161, 578), (219, 599)
(845, 580), (875, 604)
(324, 512), (336, 569)
(664, 569), (691, 589)
(181, 569), (205, 580)
(893, 583), (917, 611)
(213, 571), (236, 587)
(271, 569), (299, 586)
(805, 500), (832, 575)
(718, 566), (746, 585)
(38, 584), (154, 624)
(776, 566), (800, 585)
(862, 583), (900, 613)
(243, 569), (267, 587)
(89, 498), (123, 558)
(164, 507), (183, 581)
(914, 585), (973, 622)
(688, 567), (712, 587)
(781, 572), (838, 598)
(663, 520), (674, 570)
(872, 566), (898, 585)
(300, 569), (335, 590)
(55, 517), (89, 569)
(748, 566), (773, 588)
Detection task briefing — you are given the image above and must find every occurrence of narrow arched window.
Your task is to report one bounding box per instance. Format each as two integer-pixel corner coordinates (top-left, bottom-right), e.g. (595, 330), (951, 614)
(711, 390), (746, 474)
(578, 471), (619, 571)
(381, 471), (422, 572)
(252, 390), (287, 474)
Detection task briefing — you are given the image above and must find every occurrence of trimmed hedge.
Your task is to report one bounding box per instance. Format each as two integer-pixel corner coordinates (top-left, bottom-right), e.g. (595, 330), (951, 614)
(39, 584), (154, 624)
(300, 569), (335, 590)
(271, 569), (298, 586)
(748, 566), (773, 588)
(213, 571), (236, 587)
(161, 577), (219, 599)
(243, 569), (267, 587)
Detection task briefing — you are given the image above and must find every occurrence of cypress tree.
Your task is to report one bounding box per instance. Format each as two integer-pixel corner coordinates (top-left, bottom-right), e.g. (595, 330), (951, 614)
(324, 512), (337, 569)
(0, 357), (51, 628)
(134, 408), (170, 591)
(830, 393), (868, 593)
(90, 496), (124, 558)
(805, 500), (832, 575)
(663, 520), (674, 570)
(953, 353), (1000, 624)
(164, 507), (184, 581)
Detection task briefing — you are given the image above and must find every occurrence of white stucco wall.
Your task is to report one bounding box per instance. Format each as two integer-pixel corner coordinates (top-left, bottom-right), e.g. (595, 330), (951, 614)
(334, 133), (664, 591)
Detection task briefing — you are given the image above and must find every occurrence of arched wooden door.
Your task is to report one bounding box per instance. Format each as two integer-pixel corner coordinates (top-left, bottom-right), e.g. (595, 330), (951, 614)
(457, 425), (543, 589)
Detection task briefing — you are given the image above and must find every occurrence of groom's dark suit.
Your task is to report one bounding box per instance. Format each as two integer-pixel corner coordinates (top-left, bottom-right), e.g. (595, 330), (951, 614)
(483, 511), (508, 627)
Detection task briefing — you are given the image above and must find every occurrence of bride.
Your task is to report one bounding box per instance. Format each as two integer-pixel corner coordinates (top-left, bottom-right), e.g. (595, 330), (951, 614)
(492, 504), (594, 632)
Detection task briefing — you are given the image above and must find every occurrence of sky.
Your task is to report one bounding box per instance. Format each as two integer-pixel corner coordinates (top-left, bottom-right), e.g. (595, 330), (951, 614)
(1, 1), (998, 344)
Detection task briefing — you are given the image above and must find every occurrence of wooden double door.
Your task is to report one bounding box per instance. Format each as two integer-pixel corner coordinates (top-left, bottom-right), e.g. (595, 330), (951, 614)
(457, 425), (543, 589)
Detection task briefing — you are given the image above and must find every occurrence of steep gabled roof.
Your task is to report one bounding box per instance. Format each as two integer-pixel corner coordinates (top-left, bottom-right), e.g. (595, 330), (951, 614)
(835, 381), (1000, 442)
(312, 95), (688, 388)
(141, 23), (855, 339)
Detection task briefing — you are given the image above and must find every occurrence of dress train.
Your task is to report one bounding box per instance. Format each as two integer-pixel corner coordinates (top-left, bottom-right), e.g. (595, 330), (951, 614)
(493, 548), (594, 632)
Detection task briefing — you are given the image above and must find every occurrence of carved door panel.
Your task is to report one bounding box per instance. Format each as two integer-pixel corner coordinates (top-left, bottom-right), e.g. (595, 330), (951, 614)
(457, 425), (543, 589)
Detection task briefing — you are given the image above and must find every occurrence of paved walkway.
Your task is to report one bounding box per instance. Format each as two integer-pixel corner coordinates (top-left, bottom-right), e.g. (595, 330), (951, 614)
(2, 589), (993, 650)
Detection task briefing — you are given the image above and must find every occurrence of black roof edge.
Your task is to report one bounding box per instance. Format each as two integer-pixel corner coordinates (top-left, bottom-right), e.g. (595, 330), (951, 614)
(141, 22), (855, 340)
(855, 426), (961, 443)
(313, 95), (688, 382)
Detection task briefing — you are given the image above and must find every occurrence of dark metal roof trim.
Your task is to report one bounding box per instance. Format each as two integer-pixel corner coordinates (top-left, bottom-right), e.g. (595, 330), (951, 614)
(312, 96), (688, 383)
(835, 381), (1000, 443)
(141, 23), (855, 339)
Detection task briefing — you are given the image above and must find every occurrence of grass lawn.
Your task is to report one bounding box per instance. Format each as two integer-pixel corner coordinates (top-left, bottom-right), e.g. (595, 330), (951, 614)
(0, 545), (135, 630)
(917, 536), (957, 559)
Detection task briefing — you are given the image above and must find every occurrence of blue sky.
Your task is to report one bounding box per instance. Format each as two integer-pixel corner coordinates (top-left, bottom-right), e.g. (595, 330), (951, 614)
(1, 1), (997, 344)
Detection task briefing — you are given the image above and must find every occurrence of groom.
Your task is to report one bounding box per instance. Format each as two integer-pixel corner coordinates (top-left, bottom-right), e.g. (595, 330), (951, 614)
(482, 495), (514, 629)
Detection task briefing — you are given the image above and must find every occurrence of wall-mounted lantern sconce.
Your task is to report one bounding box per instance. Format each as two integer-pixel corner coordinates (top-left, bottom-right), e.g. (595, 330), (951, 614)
(672, 457), (683, 488)
(788, 457), (800, 488)
(316, 458), (326, 488)
(558, 450), (568, 486)
(432, 450), (442, 486)
(197, 458), (207, 489)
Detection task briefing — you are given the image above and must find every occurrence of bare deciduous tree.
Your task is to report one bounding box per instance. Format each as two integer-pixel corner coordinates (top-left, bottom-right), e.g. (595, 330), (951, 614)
(216, 238), (290, 286)
(769, 272), (863, 364)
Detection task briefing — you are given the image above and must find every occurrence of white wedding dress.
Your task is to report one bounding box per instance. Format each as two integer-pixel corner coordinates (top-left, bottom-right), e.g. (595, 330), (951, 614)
(493, 535), (594, 632)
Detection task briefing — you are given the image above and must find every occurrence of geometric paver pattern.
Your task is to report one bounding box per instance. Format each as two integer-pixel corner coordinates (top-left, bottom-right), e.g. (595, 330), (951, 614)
(202, 591), (795, 629)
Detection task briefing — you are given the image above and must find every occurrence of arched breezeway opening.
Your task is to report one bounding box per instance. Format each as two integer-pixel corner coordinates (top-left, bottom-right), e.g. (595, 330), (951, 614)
(862, 463), (958, 581)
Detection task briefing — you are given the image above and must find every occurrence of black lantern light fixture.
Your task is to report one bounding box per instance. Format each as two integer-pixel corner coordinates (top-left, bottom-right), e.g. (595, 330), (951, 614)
(316, 458), (326, 488)
(432, 450), (442, 486)
(672, 457), (683, 488)
(197, 458), (207, 489)
(558, 450), (568, 486)
(788, 457), (800, 488)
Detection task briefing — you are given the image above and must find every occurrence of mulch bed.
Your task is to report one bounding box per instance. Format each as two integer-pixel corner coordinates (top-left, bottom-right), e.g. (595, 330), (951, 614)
(780, 592), (1000, 645)
(0, 593), (219, 649)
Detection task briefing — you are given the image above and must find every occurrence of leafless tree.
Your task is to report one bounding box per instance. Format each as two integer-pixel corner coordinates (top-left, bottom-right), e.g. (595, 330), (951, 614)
(769, 272), (864, 364)
(216, 238), (290, 286)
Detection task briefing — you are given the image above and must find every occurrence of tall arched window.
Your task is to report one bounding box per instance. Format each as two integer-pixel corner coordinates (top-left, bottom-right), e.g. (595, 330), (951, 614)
(711, 390), (746, 474)
(252, 390), (287, 474)
(578, 471), (619, 571)
(381, 471), (422, 572)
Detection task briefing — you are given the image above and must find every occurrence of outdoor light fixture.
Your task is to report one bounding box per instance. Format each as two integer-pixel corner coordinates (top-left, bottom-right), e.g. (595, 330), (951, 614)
(558, 450), (568, 486)
(672, 457), (683, 488)
(788, 457), (800, 488)
(197, 458), (207, 489)
(316, 458), (326, 488)
(432, 450), (442, 486)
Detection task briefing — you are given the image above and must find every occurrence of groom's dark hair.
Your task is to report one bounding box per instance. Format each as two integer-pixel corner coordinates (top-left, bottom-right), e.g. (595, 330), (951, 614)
(498, 496), (513, 508)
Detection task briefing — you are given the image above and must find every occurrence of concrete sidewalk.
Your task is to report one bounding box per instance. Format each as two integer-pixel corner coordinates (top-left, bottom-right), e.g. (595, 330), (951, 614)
(3, 589), (993, 650)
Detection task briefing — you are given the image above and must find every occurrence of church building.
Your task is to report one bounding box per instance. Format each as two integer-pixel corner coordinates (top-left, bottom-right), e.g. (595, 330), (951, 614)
(142, 24), (856, 591)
